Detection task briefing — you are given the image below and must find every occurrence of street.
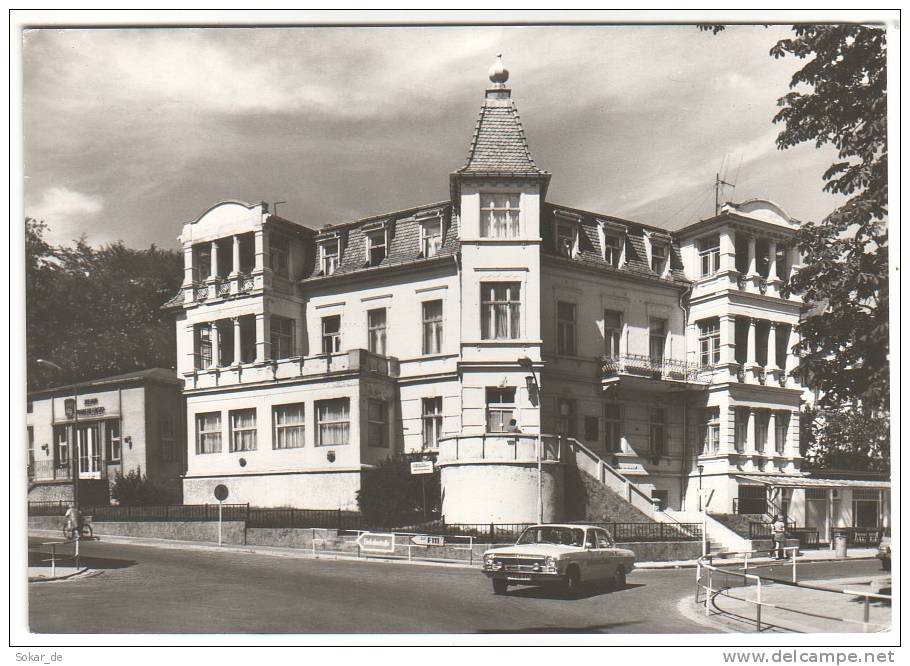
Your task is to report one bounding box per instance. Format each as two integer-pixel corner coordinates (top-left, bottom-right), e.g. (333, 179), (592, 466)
(27, 537), (885, 634)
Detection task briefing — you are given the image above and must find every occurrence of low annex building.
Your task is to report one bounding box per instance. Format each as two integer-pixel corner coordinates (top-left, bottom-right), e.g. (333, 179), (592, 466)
(27, 368), (186, 505)
(161, 56), (888, 536)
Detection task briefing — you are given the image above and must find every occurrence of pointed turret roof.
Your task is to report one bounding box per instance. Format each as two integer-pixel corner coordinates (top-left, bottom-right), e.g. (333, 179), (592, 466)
(450, 55), (550, 204)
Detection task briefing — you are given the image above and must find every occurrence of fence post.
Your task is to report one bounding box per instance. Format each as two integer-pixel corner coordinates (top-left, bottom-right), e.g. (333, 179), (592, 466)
(660, 522), (665, 540)
(791, 547), (797, 583)
(695, 562), (701, 604)
(755, 577), (762, 632)
(337, 508), (342, 531)
(862, 595), (870, 632)
(489, 523), (494, 541)
(705, 567), (712, 615)
(164, 505), (169, 521)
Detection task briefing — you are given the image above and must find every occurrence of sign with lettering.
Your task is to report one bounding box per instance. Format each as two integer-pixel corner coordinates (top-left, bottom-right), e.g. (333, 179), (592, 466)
(410, 535), (444, 547)
(410, 461), (434, 475)
(356, 532), (396, 553)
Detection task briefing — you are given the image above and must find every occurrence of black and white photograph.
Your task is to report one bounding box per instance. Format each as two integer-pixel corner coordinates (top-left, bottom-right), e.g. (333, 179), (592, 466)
(11, 9), (899, 654)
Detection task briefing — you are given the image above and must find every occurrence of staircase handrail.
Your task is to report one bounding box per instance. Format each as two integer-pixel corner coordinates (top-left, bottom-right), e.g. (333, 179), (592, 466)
(565, 438), (655, 514)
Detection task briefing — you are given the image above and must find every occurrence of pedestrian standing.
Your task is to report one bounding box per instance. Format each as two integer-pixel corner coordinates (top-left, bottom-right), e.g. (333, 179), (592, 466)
(772, 514), (787, 560)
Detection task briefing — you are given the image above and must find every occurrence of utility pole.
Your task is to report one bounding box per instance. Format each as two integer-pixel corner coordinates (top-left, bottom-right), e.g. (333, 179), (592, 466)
(715, 172), (735, 215)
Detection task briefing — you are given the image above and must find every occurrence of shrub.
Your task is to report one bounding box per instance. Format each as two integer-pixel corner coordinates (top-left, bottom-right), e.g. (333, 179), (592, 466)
(356, 454), (440, 526)
(110, 470), (170, 506)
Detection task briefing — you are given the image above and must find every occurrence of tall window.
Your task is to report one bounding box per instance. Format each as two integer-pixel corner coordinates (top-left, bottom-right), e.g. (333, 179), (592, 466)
(699, 235), (720, 276)
(754, 411), (769, 454)
(584, 415), (599, 442)
(195, 324), (213, 369)
(485, 387), (516, 432)
(480, 193), (520, 238)
(556, 301), (577, 356)
(649, 318), (667, 362)
(649, 408), (666, 457)
(316, 398), (350, 446)
(271, 316), (294, 359)
(366, 230), (386, 266)
(481, 282), (521, 339)
(367, 308), (387, 355)
(273, 403), (305, 449)
(367, 401), (388, 448)
(230, 409), (257, 452)
(196, 412), (222, 454)
(604, 234), (623, 267)
(651, 242), (668, 275)
(192, 244), (211, 283)
(216, 320), (234, 366)
(699, 318), (721, 367)
(240, 316), (256, 363)
(700, 407), (720, 455)
(105, 420), (122, 462)
(270, 235), (289, 277)
(421, 218), (442, 257)
(160, 416), (177, 461)
(422, 300), (443, 354)
(604, 310), (623, 358)
(734, 408), (749, 453)
(556, 222), (575, 257)
(556, 399), (576, 437)
(321, 239), (339, 276)
(54, 426), (69, 466)
(321, 315), (341, 354)
(604, 403), (622, 453)
(422, 397), (443, 450)
(774, 411), (790, 455)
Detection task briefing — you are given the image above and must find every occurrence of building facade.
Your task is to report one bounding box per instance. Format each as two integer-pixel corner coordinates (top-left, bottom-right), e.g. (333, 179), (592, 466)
(163, 57), (887, 532)
(27, 368), (185, 504)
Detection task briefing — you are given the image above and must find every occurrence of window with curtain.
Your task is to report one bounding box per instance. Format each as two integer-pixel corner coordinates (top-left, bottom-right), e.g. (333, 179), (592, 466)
(604, 403), (622, 453)
(230, 409), (257, 452)
(367, 401), (388, 448)
(699, 235), (720, 276)
(273, 403), (305, 449)
(422, 397), (443, 450)
(699, 407), (720, 455)
(481, 282), (521, 340)
(649, 318), (667, 362)
(557, 301), (577, 356)
(422, 300), (443, 354)
(196, 412), (222, 454)
(699, 318), (721, 367)
(649, 407), (666, 457)
(480, 193), (520, 237)
(270, 316), (294, 359)
(604, 310), (623, 358)
(367, 308), (388, 355)
(421, 218), (442, 257)
(485, 388), (515, 432)
(195, 324), (213, 369)
(316, 398), (350, 446)
(322, 315), (341, 354)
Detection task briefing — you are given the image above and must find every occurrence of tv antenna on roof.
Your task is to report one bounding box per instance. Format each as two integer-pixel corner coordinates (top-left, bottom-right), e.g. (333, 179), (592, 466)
(714, 153), (743, 215)
(272, 201), (287, 217)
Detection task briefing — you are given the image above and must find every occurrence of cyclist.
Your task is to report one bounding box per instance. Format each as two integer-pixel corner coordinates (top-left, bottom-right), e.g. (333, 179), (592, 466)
(63, 503), (85, 539)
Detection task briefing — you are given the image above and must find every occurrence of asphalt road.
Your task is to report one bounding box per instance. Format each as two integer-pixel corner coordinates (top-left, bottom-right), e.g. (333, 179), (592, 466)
(26, 537), (884, 634)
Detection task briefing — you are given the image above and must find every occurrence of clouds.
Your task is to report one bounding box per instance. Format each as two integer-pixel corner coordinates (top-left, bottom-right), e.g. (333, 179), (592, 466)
(21, 24), (845, 249)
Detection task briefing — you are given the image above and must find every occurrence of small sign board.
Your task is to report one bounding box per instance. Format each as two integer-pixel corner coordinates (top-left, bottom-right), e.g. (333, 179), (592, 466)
(356, 532), (396, 554)
(410, 461), (434, 475)
(213, 484), (229, 502)
(411, 535), (445, 547)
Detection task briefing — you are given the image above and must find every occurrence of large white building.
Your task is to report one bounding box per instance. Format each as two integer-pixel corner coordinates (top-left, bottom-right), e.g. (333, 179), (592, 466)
(164, 57), (888, 539)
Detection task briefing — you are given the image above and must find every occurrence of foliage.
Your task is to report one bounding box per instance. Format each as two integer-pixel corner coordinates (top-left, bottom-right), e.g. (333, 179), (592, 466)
(25, 218), (183, 390)
(800, 406), (890, 473)
(110, 469), (172, 506)
(356, 454), (440, 526)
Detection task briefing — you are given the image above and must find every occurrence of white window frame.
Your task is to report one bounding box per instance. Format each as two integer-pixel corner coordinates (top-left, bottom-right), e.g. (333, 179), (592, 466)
(604, 403), (623, 453)
(700, 407), (720, 455)
(105, 420), (122, 463)
(367, 400), (389, 448)
(556, 300), (577, 356)
(321, 315), (342, 354)
(229, 408), (257, 453)
(422, 300), (444, 355)
(196, 412), (222, 455)
(420, 218), (443, 258)
(422, 397), (443, 450)
(316, 398), (350, 447)
(649, 317), (667, 362)
(651, 241), (669, 276)
(480, 193), (521, 238)
(604, 309), (623, 359)
(320, 239), (340, 276)
(273, 403), (305, 450)
(556, 398), (577, 437)
(196, 324), (213, 370)
(485, 387), (516, 433)
(367, 308), (388, 355)
(699, 234), (721, 277)
(555, 221), (577, 258)
(481, 282), (521, 340)
(604, 234), (624, 268)
(365, 229), (387, 266)
(270, 316), (295, 360)
(774, 411), (790, 455)
(698, 318), (721, 367)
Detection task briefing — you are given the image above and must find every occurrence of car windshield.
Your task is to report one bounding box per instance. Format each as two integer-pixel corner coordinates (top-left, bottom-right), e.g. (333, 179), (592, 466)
(516, 527), (586, 547)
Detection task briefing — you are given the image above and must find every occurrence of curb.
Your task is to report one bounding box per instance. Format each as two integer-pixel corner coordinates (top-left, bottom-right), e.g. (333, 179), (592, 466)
(636, 554), (879, 570)
(28, 567), (90, 583)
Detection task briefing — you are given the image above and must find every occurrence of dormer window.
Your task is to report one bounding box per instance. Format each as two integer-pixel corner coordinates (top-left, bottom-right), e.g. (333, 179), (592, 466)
(555, 221), (577, 258)
(321, 239), (340, 276)
(604, 234), (623, 268)
(651, 242), (668, 276)
(366, 229), (386, 266)
(480, 193), (520, 238)
(420, 218), (443, 258)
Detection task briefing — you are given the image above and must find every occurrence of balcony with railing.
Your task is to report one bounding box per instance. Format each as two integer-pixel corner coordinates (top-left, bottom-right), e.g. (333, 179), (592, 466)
(186, 272), (259, 305)
(436, 433), (566, 465)
(185, 348), (400, 390)
(601, 354), (714, 391)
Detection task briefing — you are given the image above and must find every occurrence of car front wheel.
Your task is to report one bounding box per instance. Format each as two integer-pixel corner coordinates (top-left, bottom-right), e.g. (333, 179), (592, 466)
(611, 565), (626, 590)
(562, 566), (581, 598)
(492, 578), (508, 595)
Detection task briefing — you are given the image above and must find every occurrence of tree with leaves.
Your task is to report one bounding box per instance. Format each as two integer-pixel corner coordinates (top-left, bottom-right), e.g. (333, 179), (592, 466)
(25, 218), (183, 390)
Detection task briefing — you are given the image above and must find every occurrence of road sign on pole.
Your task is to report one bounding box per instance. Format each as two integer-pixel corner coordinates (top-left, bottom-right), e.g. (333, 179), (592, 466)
(213, 485), (229, 547)
(356, 532), (396, 553)
(410, 461), (434, 475)
(410, 535), (445, 547)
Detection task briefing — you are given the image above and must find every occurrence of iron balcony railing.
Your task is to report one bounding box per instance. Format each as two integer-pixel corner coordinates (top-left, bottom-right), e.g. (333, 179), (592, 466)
(601, 353), (714, 384)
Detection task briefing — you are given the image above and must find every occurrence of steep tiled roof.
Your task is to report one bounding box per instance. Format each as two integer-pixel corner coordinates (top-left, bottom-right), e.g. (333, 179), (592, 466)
(541, 203), (690, 286)
(455, 101), (549, 177)
(302, 202), (458, 282)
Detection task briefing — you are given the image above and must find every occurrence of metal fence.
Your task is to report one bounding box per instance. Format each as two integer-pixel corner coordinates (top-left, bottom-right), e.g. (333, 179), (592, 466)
(246, 507), (368, 531)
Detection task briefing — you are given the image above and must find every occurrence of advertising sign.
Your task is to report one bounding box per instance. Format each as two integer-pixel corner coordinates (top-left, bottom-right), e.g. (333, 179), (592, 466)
(410, 461), (434, 475)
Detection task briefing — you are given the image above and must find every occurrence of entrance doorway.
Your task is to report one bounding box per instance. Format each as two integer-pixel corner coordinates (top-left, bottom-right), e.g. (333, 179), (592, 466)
(805, 488), (829, 542)
(76, 423), (102, 479)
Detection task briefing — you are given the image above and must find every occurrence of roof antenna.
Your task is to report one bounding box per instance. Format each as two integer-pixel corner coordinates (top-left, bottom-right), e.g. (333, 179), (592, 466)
(714, 171), (735, 215)
(272, 201), (287, 217)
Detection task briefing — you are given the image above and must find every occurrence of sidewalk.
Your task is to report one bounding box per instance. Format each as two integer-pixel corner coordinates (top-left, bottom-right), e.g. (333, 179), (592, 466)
(637, 547), (879, 569)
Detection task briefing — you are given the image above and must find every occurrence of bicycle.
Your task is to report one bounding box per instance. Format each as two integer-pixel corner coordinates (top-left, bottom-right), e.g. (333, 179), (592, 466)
(62, 522), (93, 541)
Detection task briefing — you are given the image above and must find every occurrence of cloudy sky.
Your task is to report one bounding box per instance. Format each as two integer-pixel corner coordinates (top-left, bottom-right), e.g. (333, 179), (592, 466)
(22, 24), (846, 249)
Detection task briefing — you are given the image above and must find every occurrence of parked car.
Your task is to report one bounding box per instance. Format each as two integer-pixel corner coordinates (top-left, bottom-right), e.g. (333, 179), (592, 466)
(481, 524), (636, 596)
(877, 532), (891, 571)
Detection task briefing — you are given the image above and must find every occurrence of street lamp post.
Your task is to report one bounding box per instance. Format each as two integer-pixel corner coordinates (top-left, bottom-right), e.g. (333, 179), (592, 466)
(697, 463), (706, 557)
(518, 356), (543, 524)
(36, 359), (79, 512)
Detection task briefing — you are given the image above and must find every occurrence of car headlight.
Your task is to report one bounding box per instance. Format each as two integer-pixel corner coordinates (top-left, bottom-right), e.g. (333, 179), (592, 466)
(484, 553), (494, 564)
(545, 556), (557, 570)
